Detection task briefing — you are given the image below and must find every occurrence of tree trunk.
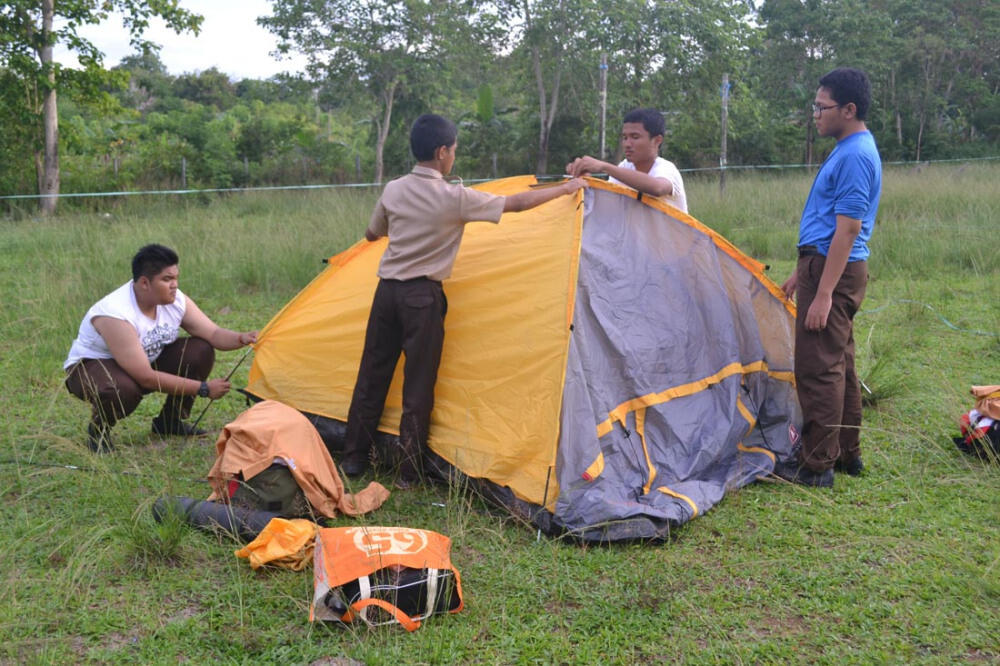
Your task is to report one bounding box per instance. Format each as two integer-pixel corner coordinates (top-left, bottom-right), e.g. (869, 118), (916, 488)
(916, 111), (925, 162)
(890, 69), (903, 147)
(532, 45), (549, 175)
(525, 0), (565, 176)
(531, 45), (562, 176)
(373, 80), (397, 185)
(39, 0), (59, 216)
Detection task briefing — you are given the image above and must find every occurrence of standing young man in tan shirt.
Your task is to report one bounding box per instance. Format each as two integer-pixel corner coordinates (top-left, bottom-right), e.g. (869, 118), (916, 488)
(341, 114), (586, 487)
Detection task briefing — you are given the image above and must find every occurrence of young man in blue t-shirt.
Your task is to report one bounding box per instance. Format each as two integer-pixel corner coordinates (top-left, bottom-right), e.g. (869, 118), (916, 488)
(773, 68), (882, 487)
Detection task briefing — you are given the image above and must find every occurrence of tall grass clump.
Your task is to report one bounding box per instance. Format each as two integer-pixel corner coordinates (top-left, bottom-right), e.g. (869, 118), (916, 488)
(118, 495), (190, 570)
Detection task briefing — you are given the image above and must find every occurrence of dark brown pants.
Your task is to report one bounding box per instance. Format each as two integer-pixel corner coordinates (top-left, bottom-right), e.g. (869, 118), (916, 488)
(795, 256), (868, 472)
(343, 278), (447, 480)
(65, 336), (215, 428)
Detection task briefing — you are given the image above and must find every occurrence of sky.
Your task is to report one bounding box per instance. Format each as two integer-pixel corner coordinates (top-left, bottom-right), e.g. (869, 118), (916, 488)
(54, 0), (310, 81)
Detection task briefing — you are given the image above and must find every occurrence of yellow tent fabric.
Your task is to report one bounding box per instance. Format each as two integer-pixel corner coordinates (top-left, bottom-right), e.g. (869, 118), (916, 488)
(247, 176), (582, 507)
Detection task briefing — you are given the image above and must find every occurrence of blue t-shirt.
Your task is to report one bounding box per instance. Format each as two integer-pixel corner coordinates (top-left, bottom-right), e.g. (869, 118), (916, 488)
(798, 130), (881, 262)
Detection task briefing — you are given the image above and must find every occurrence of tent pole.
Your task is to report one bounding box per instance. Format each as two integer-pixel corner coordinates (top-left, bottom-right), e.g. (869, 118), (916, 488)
(537, 465), (553, 541)
(189, 346), (255, 433)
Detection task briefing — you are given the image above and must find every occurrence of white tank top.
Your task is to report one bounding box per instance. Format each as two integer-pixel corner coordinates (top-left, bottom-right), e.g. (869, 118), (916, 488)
(64, 281), (187, 369)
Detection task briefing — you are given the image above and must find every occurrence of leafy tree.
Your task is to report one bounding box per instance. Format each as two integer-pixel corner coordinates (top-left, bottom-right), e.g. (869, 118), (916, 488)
(0, 68), (39, 198)
(3, 0), (997, 204)
(235, 74), (313, 105)
(496, 0), (587, 175)
(755, 0), (998, 162)
(0, 1), (201, 214)
(113, 48), (173, 113)
(173, 67), (237, 110)
(262, 0), (500, 183)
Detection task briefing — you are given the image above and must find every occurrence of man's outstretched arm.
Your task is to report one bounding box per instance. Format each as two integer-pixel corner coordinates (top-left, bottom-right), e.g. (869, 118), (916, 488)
(565, 156), (673, 198)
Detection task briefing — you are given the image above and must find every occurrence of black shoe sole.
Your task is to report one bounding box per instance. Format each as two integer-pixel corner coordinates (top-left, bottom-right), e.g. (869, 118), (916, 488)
(834, 459), (864, 476)
(340, 462), (370, 478)
(772, 461), (834, 488)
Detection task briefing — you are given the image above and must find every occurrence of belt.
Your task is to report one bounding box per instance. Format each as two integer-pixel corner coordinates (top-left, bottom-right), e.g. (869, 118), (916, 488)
(382, 276), (442, 285)
(798, 245), (823, 258)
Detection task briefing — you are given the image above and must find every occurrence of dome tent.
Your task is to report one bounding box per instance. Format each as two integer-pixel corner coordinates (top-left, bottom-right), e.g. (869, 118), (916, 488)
(245, 176), (800, 541)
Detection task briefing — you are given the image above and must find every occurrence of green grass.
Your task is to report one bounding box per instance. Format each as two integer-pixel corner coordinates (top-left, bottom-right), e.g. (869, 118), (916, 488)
(2, 164), (999, 664)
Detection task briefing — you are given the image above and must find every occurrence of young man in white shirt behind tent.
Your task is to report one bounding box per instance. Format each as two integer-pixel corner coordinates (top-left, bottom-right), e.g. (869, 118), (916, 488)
(566, 107), (688, 213)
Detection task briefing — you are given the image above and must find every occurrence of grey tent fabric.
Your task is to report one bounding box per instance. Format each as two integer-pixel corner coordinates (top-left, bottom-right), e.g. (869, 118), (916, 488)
(553, 188), (800, 540)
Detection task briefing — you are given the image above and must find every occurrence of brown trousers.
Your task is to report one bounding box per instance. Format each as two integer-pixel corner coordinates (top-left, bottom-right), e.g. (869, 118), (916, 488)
(343, 278), (447, 480)
(795, 256), (868, 472)
(65, 336), (215, 428)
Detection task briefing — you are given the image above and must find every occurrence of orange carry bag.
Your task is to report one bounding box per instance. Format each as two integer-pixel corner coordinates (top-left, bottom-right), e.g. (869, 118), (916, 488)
(310, 526), (464, 631)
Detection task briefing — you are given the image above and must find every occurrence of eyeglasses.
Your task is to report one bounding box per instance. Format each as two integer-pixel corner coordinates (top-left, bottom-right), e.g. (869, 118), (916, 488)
(811, 103), (843, 115)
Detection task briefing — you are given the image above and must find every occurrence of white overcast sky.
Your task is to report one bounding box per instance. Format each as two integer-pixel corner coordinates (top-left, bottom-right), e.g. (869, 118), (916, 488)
(55, 0), (309, 80)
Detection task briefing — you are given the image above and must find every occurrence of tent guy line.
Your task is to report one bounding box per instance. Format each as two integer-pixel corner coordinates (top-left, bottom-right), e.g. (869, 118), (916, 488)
(858, 299), (993, 336)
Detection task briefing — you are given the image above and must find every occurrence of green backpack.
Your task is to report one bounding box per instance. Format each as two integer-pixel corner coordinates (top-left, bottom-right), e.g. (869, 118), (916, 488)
(230, 463), (312, 518)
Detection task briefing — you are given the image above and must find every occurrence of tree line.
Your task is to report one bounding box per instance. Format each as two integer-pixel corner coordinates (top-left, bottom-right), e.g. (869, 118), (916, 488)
(1, 0), (997, 215)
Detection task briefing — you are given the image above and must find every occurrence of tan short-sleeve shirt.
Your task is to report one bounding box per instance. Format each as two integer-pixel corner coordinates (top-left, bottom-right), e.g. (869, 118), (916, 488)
(368, 166), (506, 281)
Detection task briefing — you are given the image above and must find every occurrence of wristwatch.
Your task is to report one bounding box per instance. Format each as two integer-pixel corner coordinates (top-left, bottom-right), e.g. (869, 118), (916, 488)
(197, 381), (210, 398)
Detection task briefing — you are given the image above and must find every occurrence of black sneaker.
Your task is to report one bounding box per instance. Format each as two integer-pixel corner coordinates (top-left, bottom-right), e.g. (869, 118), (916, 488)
(835, 457), (864, 476)
(771, 458), (834, 488)
(87, 422), (115, 453)
(151, 416), (207, 437)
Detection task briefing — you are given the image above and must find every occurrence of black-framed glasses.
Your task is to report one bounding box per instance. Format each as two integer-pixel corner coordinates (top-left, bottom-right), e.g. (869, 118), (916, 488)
(811, 103), (843, 115)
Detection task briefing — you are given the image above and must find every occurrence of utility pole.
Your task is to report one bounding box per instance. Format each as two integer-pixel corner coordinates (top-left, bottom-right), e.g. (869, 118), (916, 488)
(720, 73), (729, 197)
(599, 53), (608, 160)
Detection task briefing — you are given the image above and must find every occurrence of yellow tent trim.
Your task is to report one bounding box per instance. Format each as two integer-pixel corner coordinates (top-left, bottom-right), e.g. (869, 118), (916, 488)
(596, 360), (771, 437)
(736, 395), (756, 436)
(587, 178), (795, 318)
(656, 486), (698, 518)
(738, 442), (776, 463)
(583, 452), (605, 482)
(735, 391), (776, 463)
(770, 370), (795, 384)
(636, 408), (658, 495)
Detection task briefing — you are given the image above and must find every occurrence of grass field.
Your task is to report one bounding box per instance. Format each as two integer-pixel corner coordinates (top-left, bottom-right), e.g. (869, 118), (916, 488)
(1, 163), (998, 664)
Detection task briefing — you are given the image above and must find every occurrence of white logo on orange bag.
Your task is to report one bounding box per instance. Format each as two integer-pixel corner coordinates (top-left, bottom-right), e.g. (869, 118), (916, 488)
(349, 527), (428, 557)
